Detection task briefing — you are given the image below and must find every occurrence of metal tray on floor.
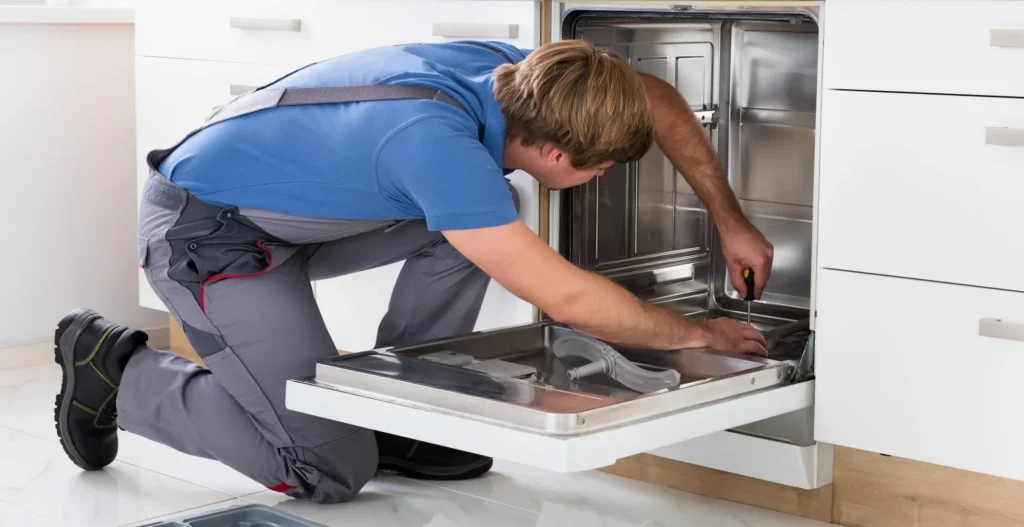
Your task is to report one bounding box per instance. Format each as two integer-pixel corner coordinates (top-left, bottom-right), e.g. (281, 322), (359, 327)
(140, 504), (327, 527)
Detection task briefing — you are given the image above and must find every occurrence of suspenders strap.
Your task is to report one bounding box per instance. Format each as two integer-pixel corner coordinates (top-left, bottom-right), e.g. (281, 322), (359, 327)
(202, 85), (464, 130)
(147, 42), (513, 171)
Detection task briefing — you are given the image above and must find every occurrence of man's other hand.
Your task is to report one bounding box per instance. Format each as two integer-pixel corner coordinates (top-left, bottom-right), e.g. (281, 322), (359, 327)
(721, 222), (774, 300)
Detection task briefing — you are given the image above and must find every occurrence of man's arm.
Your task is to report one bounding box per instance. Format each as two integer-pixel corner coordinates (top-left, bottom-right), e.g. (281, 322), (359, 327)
(444, 221), (768, 355)
(638, 72), (774, 299)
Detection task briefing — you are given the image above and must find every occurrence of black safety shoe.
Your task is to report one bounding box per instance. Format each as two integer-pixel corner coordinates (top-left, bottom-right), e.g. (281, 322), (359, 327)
(54, 308), (146, 471)
(374, 431), (493, 481)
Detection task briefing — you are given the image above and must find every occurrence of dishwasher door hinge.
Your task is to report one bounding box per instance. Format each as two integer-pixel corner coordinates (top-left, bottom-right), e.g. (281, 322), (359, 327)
(693, 106), (718, 128)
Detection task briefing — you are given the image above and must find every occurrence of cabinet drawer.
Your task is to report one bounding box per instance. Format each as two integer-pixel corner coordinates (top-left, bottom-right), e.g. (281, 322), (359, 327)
(136, 0), (539, 67)
(135, 57), (296, 311)
(814, 269), (1024, 481)
(823, 0), (1024, 97)
(817, 89), (1024, 292)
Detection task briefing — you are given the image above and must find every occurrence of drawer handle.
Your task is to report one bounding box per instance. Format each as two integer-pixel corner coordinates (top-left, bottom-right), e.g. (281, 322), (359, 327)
(990, 29), (1024, 48)
(229, 17), (302, 32)
(979, 318), (1024, 343)
(986, 127), (1024, 147)
(432, 22), (519, 39)
(229, 84), (257, 96)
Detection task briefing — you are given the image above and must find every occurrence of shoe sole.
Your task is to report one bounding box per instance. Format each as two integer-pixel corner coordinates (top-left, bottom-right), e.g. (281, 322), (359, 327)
(54, 308), (103, 471)
(377, 455), (493, 481)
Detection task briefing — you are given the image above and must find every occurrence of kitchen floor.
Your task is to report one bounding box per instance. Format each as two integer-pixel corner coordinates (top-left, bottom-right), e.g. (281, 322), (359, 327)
(0, 350), (832, 527)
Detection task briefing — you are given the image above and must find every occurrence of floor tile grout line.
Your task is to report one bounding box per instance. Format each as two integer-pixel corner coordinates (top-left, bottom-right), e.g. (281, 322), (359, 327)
(5, 425), (243, 518)
(2, 424), (60, 443)
(115, 456), (259, 499)
(115, 497), (239, 527)
(237, 489), (272, 500)
(8, 421), (264, 499)
(404, 478), (542, 516)
(1, 500), (76, 527)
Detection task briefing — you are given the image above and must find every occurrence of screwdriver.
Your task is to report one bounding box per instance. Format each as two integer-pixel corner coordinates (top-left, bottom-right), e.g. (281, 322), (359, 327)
(743, 268), (756, 324)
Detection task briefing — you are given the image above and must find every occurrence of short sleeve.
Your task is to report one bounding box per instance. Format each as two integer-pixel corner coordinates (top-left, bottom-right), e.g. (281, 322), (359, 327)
(375, 116), (519, 231)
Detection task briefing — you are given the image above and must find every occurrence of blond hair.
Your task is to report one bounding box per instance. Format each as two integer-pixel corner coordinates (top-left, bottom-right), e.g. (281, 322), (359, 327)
(493, 40), (654, 170)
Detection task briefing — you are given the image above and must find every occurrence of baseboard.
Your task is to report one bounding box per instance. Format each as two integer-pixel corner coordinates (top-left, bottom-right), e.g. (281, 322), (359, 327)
(831, 446), (1024, 527)
(144, 324), (171, 351)
(0, 324), (169, 371)
(601, 454), (835, 522)
(0, 341), (54, 370)
(168, 316), (205, 366)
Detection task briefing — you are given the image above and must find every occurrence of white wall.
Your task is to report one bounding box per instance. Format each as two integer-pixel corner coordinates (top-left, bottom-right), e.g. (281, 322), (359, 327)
(0, 21), (165, 348)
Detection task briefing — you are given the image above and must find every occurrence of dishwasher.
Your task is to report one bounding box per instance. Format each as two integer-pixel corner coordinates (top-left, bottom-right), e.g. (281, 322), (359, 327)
(286, 4), (829, 489)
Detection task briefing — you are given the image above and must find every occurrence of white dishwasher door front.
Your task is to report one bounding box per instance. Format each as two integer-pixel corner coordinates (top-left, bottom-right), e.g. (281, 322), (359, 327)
(286, 323), (814, 473)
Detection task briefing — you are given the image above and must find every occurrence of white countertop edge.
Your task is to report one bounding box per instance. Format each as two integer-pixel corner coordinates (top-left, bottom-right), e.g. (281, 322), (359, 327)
(0, 6), (133, 25)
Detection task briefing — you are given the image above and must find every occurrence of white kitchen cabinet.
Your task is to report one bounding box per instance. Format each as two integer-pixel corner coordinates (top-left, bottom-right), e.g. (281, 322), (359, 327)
(136, 0), (539, 67)
(817, 89), (1024, 293)
(814, 268), (1024, 482)
(135, 56), (296, 312)
(824, 0), (1024, 98)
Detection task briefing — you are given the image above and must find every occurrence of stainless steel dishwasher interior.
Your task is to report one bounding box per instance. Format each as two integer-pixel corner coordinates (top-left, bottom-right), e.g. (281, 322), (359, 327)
(559, 9), (820, 445)
(561, 13), (818, 332)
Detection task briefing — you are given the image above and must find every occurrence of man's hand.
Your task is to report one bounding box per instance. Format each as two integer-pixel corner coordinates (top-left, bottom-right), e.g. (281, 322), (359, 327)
(700, 317), (768, 357)
(720, 220), (774, 300)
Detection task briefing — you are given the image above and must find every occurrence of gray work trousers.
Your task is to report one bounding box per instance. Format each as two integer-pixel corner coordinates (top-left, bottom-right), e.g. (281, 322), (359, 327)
(121, 171), (497, 503)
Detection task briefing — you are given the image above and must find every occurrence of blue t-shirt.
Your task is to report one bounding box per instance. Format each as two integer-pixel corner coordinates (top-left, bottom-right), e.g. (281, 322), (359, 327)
(158, 41), (531, 231)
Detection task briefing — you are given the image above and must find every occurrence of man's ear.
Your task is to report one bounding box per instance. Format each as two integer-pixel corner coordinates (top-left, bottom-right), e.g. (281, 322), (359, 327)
(541, 143), (565, 165)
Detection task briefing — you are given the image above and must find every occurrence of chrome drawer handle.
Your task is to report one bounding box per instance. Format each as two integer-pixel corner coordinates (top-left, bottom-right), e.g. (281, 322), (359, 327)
(979, 318), (1024, 343)
(229, 17), (302, 32)
(229, 84), (256, 96)
(432, 22), (519, 39)
(986, 127), (1024, 147)
(990, 29), (1024, 48)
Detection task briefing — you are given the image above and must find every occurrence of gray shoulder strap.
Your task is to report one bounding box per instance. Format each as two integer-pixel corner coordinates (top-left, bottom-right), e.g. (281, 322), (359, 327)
(148, 42), (514, 171)
(203, 85), (464, 129)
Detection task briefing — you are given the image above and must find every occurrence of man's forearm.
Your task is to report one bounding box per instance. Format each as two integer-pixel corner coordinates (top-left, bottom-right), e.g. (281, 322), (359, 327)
(553, 272), (709, 351)
(639, 73), (750, 235)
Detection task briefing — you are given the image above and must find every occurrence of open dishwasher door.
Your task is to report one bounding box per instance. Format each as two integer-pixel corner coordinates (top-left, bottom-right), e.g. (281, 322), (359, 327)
(287, 322), (812, 473)
(287, 3), (825, 481)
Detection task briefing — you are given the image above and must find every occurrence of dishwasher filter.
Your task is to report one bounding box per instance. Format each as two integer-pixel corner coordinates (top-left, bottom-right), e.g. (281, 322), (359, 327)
(140, 504), (326, 527)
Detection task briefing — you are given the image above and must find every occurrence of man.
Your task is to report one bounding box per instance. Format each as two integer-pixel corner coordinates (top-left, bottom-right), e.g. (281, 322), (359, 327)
(53, 40), (773, 504)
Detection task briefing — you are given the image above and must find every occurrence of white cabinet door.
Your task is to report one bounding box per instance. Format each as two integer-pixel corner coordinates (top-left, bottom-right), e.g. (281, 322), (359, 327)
(137, 0), (540, 66)
(135, 57), (296, 311)
(814, 269), (1024, 481)
(316, 170), (538, 352)
(823, 0), (1024, 97)
(817, 89), (1024, 292)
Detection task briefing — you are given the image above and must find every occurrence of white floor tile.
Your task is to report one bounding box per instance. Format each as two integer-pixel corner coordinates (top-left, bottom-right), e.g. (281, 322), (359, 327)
(712, 500), (832, 527)
(117, 431), (267, 497)
(118, 499), (248, 527)
(0, 500), (71, 527)
(0, 426), (232, 527)
(419, 460), (782, 527)
(241, 475), (541, 527)
(0, 363), (62, 442)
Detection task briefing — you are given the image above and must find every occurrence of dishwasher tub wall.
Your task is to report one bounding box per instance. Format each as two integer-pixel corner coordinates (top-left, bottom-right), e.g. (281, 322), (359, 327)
(556, 5), (827, 488)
